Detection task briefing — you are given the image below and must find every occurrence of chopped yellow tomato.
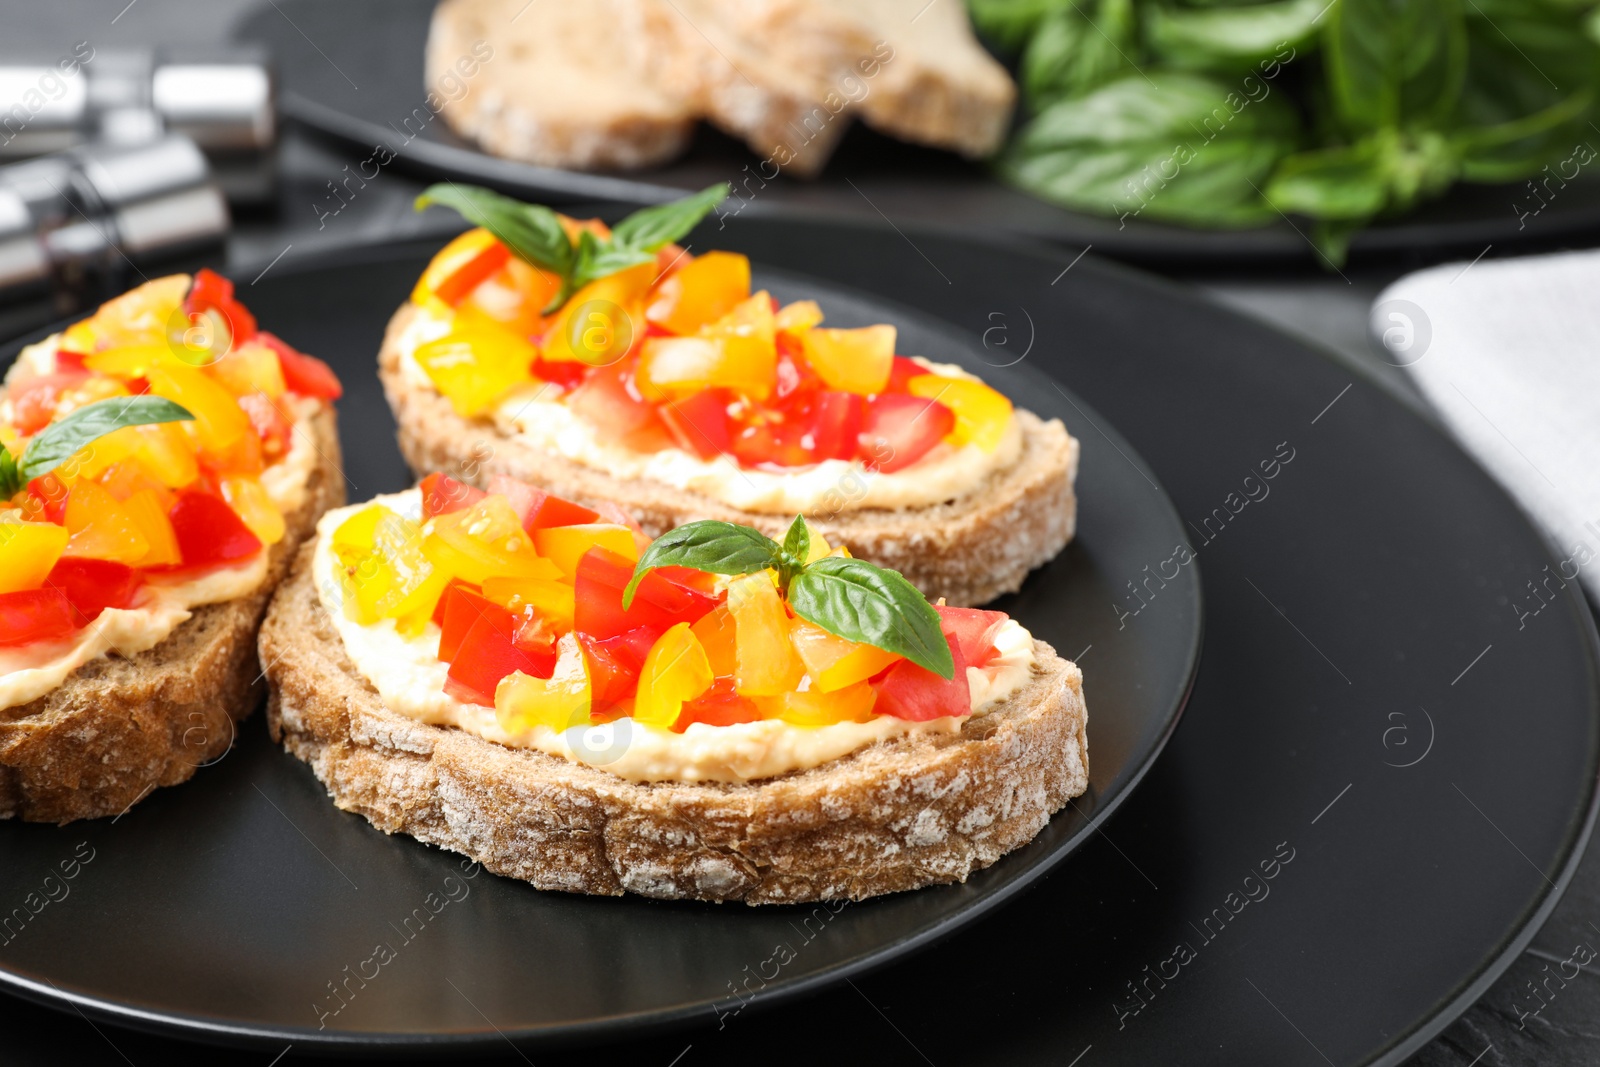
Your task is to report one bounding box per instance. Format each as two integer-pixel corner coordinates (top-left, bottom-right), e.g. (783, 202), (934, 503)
(787, 617), (902, 692)
(220, 476), (285, 545)
(690, 603), (737, 676)
(147, 363), (250, 453)
(336, 509), (436, 624)
(129, 422), (200, 487)
(906, 374), (1013, 452)
(727, 571), (804, 696)
(423, 496), (559, 586)
(84, 344), (174, 379)
(0, 521), (69, 594)
(530, 523), (638, 578)
(774, 300), (823, 333)
(633, 622), (714, 728)
(803, 325), (895, 395)
(698, 292), (778, 400)
(645, 251), (751, 336)
(62, 425), (140, 482)
(85, 275), (190, 347)
(758, 680), (877, 726)
(496, 635), (592, 733)
(331, 504), (386, 554)
(413, 327), (536, 417)
(482, 575), (576, 632)
(63, 481), (149, 564)
(454, 257), (558, 338)
(412, 227), (506, 306)
(800, 520), (833, 564)
(122, 489), (182, 567)
(540, 263), (655, 366)
(210, 341), (286, 398)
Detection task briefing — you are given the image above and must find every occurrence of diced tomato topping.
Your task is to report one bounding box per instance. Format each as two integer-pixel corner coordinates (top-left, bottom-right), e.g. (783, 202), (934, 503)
(259, 332), (342, 400)
(186, 268), (258, 344)
(574, 546), (717, 641)
(731, 413), (814, 469)
(566, 359), (668, 451)
(431, 578), (480, 630)
(531, 357), (590, 389)
(444, 597), (558, 705)
(858, 393), (954, 474)
(236, 391), (292, 456)
(886, 355), (925, 393)
(579, 626), (659, 711)
(168, 490), (262, 567)
(10, 372), (87, 436)
(645, 322), (676, 338)
(673, 677), (760, 732)
(46, 558), (142, 627)
(436, 242), (511, 306)
(55, 349), (88, 372)
(934, 605), (1008, 668)
(419, 472), (487, 519)
(126, 376), (151, 395)
(806, 391), (866, 462)
(871, 629), (970, 721)
(26, 474), (70, 524)
(0, 588), (76, 646)
(487, 474), (601, 531)
(659, 388), (732, 460)
(437, 583), (500, 661)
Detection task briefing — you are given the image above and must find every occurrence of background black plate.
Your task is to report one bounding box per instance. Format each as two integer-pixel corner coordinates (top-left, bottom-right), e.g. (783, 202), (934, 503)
(233, 0), (1600, 266)
(0, 243), (1201, 1050)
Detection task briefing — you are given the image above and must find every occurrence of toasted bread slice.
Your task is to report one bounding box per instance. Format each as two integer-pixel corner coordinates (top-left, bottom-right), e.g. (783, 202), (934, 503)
(427, 0), (697, 171)
(0, 406), (345, 824)
(261, 537), (1088, 904)
(378, 303), (1078, 607)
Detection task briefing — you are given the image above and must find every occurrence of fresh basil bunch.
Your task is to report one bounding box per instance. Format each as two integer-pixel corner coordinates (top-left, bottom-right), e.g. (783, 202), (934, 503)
(415, 182), (729, 312)
(625, 516), (956, 679)
(976, 0), (1600, 263)
(0, 396), (194, 499)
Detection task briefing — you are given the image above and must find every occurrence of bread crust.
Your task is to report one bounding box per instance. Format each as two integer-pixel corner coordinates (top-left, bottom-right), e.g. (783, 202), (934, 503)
(261, 538), (1088, 904)
(379, 303), (1078, 606)
(0, 405), (345, 824)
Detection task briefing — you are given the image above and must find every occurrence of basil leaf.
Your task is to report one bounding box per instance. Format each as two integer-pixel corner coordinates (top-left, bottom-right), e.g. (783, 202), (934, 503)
(781, 514), (810, 565)
(1022, 0), (1136, 106)
(1325, 0), (1467, 131)
(1145, 0), (1323, 73)
(1455, 89), (1593, 181)
(607, 184), (729, 254)
(570, 229), (659, 292)
(788, 556), (954, 679)
(969, 0), (1072, 51)
(1264, 139), (1395, 221)
(19, 396), (194, 483)
(0, 445), (19, 499)
(623, 521), (782, 608)
(1001, 73), (1297, 225)
(415, 184), (574, 280)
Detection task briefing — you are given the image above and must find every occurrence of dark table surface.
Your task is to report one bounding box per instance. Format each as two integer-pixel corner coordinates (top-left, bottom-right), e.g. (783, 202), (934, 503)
(4, 3), (1600, 1064)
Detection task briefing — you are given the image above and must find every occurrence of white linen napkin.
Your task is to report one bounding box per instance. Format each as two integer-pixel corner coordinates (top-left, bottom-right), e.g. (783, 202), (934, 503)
(1372, 249), (1600, 602)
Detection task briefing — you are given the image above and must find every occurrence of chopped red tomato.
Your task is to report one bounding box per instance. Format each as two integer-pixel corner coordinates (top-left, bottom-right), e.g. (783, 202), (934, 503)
(934, 605), (1008, 668)
(26, 474), (70, 524)
(659, 388), (732, 459)
(435, 242), (511, 306)
(236, 391), (292, 456)
(531, 357), (590, 389)
(886, 355), (925, 393)
(0, 588), (76, 646)
(731, 411), (814, 468)
(186, 268), (258, 344)
(431, 578), (480, 630)
(446, 609), (558, 706)
(420, 472), (486, 519)
(259, 332), (342, 400)
(10, 372), (86, 436)
(566, 359), (668, 451)
(437, 582), (499, 661)
(673, 677), (761, 732)
(858, 393), (954, 474)
(55, 349), (88, 372)
(806, 391), (866, 462)
(574, 546), (717, 640)
(871, 629), (969, 721)
(579, 626), (658, 710)
(486, 474), (600, 531)
(46, 557), (142, 626)
(168, 490), (262, 567)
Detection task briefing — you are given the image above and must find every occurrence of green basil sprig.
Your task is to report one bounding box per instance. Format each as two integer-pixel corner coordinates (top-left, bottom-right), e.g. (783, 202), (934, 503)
(415, 182), (729, 314)
(0, 396), (194, 499)
(624, 515), (954, 679)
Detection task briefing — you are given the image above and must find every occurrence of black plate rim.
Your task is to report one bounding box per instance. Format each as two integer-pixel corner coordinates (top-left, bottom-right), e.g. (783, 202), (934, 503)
(0, 234), (1204, 1053)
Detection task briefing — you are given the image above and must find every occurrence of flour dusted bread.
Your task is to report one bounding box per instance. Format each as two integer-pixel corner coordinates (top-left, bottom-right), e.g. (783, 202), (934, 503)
(380, 303), (1077, 607)
(261, 538), (1088, 904)
(428, 0), (1014, 174)
(427, 0), (696, 171)
(0, 406), (344, 824)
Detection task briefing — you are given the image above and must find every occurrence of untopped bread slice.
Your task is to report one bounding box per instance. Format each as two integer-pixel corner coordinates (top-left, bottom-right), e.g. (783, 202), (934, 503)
(261, 536), (1088, 904)
(0, 406), (344, 824)
(427, 0), (697, 171)
(378, 304), (1078, 607)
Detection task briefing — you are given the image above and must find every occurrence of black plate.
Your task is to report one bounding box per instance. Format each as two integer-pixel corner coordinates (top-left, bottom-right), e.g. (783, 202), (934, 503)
(233, 0), (1600, 266)
(0, 242), (1200, 1051)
